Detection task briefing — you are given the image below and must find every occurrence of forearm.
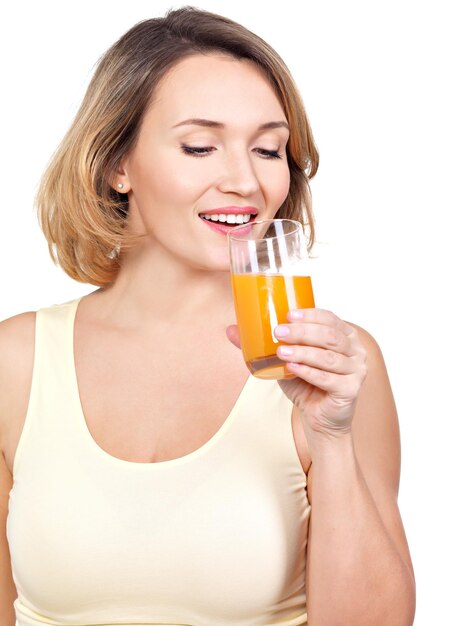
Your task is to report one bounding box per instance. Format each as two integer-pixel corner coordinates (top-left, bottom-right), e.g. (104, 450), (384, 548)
(307, 432), (415, 626)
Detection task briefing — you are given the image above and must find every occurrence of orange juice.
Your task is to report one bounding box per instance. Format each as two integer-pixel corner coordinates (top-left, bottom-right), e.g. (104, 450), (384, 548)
(231, 273), (315, 380)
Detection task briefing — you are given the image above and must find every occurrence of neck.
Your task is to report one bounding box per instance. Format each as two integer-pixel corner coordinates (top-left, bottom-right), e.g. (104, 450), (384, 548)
(95, 240), (236, 328)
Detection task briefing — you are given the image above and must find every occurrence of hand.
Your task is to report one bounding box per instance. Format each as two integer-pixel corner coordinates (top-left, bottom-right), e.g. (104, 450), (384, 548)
(226, 308), (368, 438)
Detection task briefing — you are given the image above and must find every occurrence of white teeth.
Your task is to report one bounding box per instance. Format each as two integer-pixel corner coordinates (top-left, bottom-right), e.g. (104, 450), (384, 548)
(200, 213), (253, 224)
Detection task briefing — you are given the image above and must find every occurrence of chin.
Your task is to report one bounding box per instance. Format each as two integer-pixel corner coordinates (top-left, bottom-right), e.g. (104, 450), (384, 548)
(198, 248), (231, 273)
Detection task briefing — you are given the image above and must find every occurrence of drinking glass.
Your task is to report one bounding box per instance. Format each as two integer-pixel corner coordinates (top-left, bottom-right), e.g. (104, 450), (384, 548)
(228, 219), (315, 380)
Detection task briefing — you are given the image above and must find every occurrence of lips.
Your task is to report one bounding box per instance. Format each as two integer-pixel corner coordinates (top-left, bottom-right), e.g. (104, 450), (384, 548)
(200, 206), (259, 216)
(198, 206), (259, 236)
(198, 215), (256, 236)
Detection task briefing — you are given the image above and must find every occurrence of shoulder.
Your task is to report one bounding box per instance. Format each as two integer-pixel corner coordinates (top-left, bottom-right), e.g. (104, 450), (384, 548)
(345, 322), (395, 413)
(344, 320), (394, 418)
(345, 320), (390, 384)
(346, 320), (383, 356)
(0, 311), (36, 364)
(0, 312), (36, 451)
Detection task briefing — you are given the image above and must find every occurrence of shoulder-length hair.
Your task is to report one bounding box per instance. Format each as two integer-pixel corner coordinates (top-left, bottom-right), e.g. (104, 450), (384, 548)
(37, 6), (319, 286)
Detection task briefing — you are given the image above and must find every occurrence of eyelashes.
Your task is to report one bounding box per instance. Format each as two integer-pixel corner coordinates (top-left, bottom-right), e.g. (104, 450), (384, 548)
(181, 146), (216, 157)
(180, 145), (282, 159)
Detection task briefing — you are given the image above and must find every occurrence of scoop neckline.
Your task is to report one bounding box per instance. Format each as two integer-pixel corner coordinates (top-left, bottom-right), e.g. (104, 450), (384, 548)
(67, 296), (254, 469)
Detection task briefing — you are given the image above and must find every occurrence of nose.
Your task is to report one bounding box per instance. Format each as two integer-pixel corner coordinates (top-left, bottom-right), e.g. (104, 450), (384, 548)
(216, 150), (261, 198)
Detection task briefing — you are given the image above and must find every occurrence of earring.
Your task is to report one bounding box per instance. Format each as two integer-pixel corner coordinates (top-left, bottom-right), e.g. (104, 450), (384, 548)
(107, 245), (121, 260)
(117, 183), (124, 190)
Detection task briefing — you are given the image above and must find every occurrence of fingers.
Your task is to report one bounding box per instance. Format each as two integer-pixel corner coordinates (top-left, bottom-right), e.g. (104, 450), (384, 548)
(226, 324), (242, 349)
(274, 308), (368, 394)
(274, 308), (359, 357)
(284, 361), (367, 396)
(287, 307), (353, 337)
(277, 344), (356, 375)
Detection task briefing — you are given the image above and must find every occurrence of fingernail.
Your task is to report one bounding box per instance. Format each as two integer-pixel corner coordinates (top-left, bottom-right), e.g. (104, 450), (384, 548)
(275, 325), (290, 337)
(278, 345), (294, 356)
(288, 310), (303, 320)
(287, 361), (300, 369)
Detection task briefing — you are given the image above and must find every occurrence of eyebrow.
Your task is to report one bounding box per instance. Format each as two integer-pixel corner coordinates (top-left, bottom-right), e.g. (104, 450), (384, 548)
(172, 118), (290, 131)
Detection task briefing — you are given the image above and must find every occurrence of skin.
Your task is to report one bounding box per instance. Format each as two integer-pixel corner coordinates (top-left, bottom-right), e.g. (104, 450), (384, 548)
(110, 52), (415, 623)
(0, 53), (416, 624)
(112, 52), (291, 324)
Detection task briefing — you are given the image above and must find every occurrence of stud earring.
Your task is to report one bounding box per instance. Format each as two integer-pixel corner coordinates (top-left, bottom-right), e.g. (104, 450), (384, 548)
(117, 183), (124, 190)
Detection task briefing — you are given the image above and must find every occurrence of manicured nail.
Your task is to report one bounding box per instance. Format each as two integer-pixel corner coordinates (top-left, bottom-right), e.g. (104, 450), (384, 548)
(288, 310), (304, 320)
(287, 362), (300, 369)
(278, 345), (294, 356)
(275, 325), (290, 337)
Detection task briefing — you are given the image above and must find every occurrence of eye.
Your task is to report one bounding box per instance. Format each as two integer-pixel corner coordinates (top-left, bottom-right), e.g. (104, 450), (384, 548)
(255, 148), (282, 159)
(180, 145), (215, 157)
(180, 144), (283, 160)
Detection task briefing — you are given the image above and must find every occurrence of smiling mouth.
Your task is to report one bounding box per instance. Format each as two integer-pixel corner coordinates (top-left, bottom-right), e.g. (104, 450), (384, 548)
(198, 213), (258, 226)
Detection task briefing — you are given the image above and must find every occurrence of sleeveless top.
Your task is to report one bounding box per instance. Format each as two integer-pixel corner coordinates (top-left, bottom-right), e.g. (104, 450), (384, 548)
(7, 299), (311, 626)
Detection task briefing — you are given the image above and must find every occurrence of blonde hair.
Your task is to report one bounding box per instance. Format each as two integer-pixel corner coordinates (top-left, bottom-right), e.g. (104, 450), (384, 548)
(37, 6), (319, 287)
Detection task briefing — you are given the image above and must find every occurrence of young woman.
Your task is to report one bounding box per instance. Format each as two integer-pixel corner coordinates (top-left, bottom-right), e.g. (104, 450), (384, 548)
(0, 7), (415, 626)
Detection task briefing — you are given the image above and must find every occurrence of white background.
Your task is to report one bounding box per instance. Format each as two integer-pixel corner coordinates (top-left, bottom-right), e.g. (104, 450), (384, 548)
(1, 1), (469, 624)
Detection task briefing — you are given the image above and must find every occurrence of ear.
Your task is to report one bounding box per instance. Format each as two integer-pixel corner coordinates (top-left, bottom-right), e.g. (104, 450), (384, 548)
(110, 158), (131, 194)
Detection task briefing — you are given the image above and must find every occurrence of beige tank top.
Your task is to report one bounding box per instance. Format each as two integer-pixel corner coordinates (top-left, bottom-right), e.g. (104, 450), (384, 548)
(7, 299), (311, 625)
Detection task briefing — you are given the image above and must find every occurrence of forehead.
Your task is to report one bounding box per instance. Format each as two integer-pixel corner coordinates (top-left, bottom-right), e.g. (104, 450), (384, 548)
(149, 53), (286, 127)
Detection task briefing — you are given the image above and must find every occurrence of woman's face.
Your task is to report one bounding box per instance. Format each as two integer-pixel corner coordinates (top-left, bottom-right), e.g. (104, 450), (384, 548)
(121, 53), (291, 271)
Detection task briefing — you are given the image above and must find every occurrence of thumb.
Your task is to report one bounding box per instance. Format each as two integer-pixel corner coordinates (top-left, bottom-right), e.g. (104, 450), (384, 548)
(226, 324), (242, 350)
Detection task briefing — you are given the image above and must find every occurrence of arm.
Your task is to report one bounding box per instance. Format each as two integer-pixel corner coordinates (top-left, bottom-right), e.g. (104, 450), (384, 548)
(226, 309), (415, 624)
(0, 313), (35, 624)
(304, 326), (415, 625)
(271, 310), (415, 625)
(0, 452), (17, 626)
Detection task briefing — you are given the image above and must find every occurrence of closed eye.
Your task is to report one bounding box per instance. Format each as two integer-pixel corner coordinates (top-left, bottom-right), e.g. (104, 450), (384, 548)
(180, 145), (215, 157)
(255, 148), (282, 159)
(180, 145), (282, 159)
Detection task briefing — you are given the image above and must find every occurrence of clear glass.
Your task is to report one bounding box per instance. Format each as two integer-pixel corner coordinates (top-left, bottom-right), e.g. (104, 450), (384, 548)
(228, 219), (315, 380)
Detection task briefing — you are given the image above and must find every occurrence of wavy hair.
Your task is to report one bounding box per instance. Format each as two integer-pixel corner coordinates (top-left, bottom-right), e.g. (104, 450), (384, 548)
(37, 6), (319, 286)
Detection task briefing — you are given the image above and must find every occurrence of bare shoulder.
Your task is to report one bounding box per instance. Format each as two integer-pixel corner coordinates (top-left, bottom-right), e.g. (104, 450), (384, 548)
(0, 312), (36, 454)
(0, 310), (36, 338)
(0, 311), (36, 375)
(346, 320), (395, 409)
(347, 321), (384, 356)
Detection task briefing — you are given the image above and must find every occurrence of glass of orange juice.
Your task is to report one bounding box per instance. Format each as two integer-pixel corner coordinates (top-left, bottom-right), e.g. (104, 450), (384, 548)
(228, 219), (315, 380)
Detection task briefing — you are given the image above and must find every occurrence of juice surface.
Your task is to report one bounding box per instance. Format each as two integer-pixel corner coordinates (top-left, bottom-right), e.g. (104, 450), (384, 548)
(231, 273), (315, 379)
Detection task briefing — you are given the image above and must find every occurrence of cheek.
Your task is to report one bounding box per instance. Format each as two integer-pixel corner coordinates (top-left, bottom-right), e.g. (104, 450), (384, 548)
(273, 166), (291, 207)
(131, 153), (203, 209)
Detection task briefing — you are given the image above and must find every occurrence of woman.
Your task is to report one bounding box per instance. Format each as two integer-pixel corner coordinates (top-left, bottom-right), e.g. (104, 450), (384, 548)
(0, 7), (415, 625)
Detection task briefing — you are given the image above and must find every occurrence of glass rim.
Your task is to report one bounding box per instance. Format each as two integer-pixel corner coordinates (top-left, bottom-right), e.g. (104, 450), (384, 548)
(227, 218), (302, 243)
